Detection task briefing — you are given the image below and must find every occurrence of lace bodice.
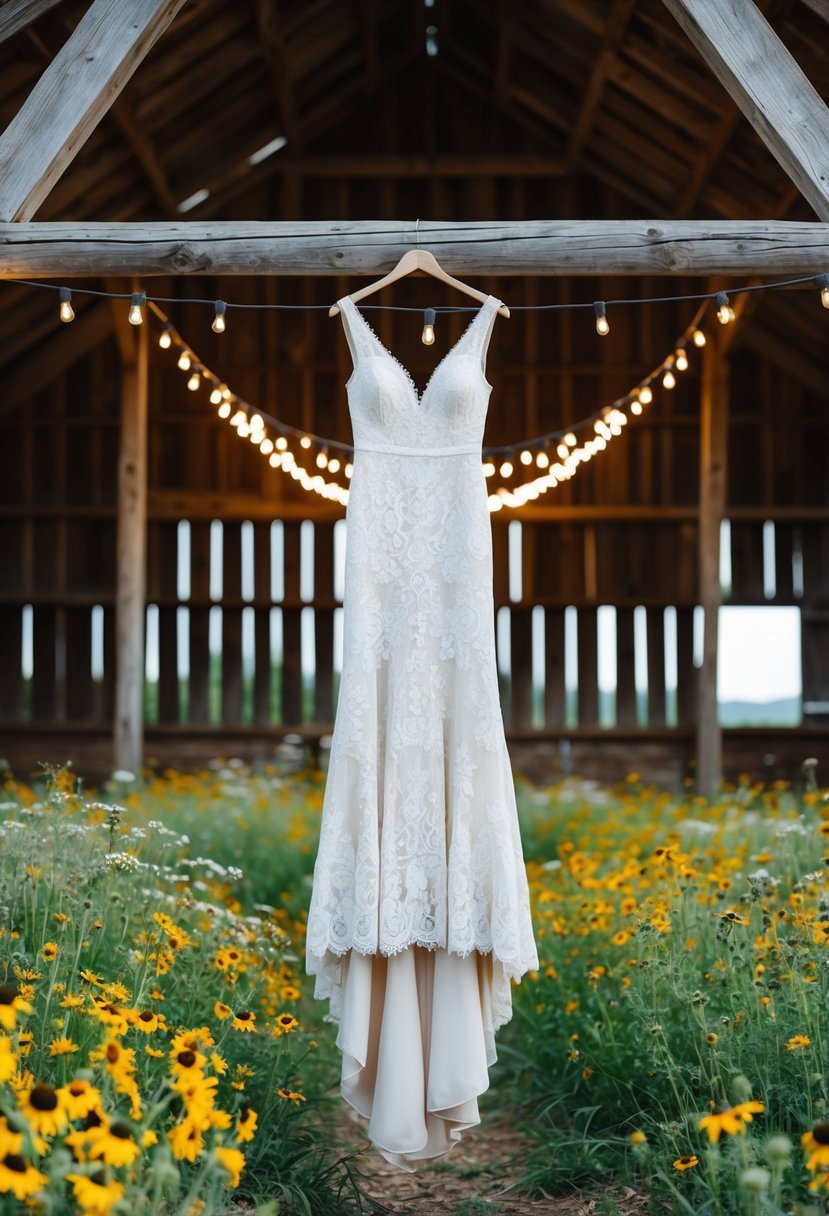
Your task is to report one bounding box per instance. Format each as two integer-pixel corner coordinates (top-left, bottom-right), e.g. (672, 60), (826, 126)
(338, 294), (499, 453)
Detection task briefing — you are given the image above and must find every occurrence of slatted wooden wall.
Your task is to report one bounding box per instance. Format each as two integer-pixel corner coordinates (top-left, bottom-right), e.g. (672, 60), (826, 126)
(1, 174), (828, 776)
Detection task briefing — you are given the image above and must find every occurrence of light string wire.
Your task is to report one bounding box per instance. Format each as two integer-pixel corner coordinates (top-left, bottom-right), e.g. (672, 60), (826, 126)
(5, 269), (829, 311)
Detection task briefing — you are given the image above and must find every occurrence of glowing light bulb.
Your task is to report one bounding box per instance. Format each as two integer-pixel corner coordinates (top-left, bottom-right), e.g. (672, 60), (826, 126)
(557, 442), (569, 459)
(675, 348), (689, 372)
(692, 328), (706, 347)
(158, 327), (172, 349)
(422, 307), (436, 345)
(500, 460), (513, 477)
(716, 291), (735, 325)
(483, 461), (495, 477)
(316, 450), (329, 468)
(275, 436), (288, 451)
(345, 462), (353, 478)
(58, 288), (74, 323)
(536, 451), (549, 468)
(594, 301), (609, 336)
(128, 293), (145, 326)
(230, 409), (246, 427)
(300, 435), (312, 448)
(662, 368), (676, 390)
(212, 300), (227, 333)
(630, 400), (643, 415)
(260, 437), (274, 454)
(639, 384), (653, 405)
(177, 350), (192, 371)
(218, 402), (232, 418)
(209, 386), (223, 405)
(564, 432), (577, 447)
(520, 449), (533, 465)
(328, 457), (340, 472)
(187, 371), (201, 391)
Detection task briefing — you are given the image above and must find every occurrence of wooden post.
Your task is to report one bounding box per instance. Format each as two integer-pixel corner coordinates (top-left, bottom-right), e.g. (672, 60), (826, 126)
(114, 317), (148, 775)
(696, 324), (728, 797)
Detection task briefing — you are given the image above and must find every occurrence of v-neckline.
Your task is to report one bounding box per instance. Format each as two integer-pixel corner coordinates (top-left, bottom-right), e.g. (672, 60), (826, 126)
(343, 294), (495, 410)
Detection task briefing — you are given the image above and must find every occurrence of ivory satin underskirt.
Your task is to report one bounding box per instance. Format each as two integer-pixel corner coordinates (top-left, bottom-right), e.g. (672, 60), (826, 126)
(329, 944), (504, 1171)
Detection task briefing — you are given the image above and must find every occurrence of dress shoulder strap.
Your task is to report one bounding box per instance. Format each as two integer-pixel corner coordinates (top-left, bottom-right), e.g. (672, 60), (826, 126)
(464, 295), (501, 372)
(337, 296), (379, 368)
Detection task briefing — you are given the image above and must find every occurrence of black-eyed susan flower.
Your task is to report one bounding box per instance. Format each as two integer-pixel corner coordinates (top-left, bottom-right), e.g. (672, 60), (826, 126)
(18, 1082), (68, 1137)
(86, 1120), (140, 1167)
(141, 1129), (158, 1148)
(170, 1047), (206, 1079)
(276, 1088), (306, 1104)
(41, 942), (58, 962)
(168, 1118), (204, 1162)
(214, 1145), (245, 1188)
(235, 1105), (258, 1143)
(0, 1152), (48, 1201)
(57, 1079), (102, 1121)
(145, 1046), (164, 1059)
(0, 1038), (15, 1083)
(133, 1010), (163, 1034)
(60, 994), (85, 1010)
(705, 1033), (719, 1047)
(48, 1036), (79, 1057)
(274, 1013), (298, 1035)
(0, 1118), (22, 1158)
(674, 1155), (699, 1171)
(65, 1168), (124, 1214)
(699, 1100), (764, 1142)
(786, 1035), (811, 1051)
(279, 985), (300, 1001)
(210, 1052), (228, 1075)
(803, 1124), (829, 1172)
(0, 985), (32, 1031)
(214, 1002), (232, 1020)
(232, 1010), (256, 1032)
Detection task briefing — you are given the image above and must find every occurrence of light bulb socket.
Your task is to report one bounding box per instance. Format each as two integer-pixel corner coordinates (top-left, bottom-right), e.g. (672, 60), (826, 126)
(424, 307), (436, 327)
(813, 274), (829, 290)
(715, 291), (729, 309)
(59, 287), (71, 305)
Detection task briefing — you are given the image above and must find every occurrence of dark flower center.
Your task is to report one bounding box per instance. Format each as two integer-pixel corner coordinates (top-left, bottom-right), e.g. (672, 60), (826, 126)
(69, 1082), (88, 1096)
(85, 1110), (104, 1130)
(90, 1170), (108, 1188)
(177, 1050), (197, 1068)
(139, 1011), (154, 1022)
(110, 1122), (133, 1140)
(2, 1154), (27, 1173)
(236, 1011), (252, 1021)
(813, 1123), (829, 1146)
(0, 985), (17, 1006)
(106, 1045), (120, 1063)
(30, 1085), (58, 1111)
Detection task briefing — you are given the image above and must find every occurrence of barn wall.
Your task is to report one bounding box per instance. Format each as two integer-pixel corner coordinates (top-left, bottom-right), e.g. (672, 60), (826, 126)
(1, 173), (828, 785)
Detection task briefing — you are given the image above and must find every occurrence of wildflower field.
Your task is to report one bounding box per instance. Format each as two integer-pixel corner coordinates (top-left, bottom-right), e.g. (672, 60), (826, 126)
(0, 756), (828, 1216)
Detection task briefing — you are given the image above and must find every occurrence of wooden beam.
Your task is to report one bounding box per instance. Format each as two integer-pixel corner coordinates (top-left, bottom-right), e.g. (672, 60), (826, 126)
(0, 0), (188, 222)
(2, 218), (829, 277)
(0, 301), (113, 416)
(113, 318), (148, 775)
(696, 323), (728, 797)
(253, 0), (299, 148)
(799, 0), (829, 20)
(0, 0), (64, 45)
(661, 0), (829, 220)
(566, 0), (637, 167)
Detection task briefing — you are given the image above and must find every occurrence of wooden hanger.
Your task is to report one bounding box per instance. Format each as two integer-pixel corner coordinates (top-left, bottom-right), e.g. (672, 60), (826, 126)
(328, 249), (510, 317)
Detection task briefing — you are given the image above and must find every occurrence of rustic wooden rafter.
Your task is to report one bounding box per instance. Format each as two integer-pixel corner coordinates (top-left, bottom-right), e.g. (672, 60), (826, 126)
(253, 0), (299, 149)
(799, 0), (829, 20)
(566, 0), (637, 167)
(0, 0), (189, 222)
(0, 301), (113, 415)
(0, 0), (65, 45)
(2, 219), (828, 277)
(661, 0), (829, 219)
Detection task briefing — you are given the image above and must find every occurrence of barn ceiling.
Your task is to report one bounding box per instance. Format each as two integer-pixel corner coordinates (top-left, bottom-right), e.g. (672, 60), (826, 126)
(0, 0), (827, 386)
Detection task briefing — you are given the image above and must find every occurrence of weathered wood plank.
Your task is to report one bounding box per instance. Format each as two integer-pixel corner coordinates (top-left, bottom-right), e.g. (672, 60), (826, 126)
(0, 0), (65, 46)
(113, 321), (148, 773)
(696, 325), (728, 794)
(661, 0), (829, 219)
(0, 0), (188, 222)
(2, 219), (829, 276)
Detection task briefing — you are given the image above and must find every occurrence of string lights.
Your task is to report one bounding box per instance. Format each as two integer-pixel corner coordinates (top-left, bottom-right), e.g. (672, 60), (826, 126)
(7, 269), (828, 513)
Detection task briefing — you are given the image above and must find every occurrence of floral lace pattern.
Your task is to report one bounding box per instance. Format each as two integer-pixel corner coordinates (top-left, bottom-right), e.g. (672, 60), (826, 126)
(305, 294), (539, 1025)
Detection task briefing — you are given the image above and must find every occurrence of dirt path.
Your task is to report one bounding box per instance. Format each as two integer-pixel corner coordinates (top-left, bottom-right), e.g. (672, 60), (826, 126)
(331, 1105), (650, 1215)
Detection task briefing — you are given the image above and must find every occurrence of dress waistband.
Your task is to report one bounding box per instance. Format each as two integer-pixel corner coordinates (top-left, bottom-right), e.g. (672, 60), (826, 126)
(354, 441), (481, 457)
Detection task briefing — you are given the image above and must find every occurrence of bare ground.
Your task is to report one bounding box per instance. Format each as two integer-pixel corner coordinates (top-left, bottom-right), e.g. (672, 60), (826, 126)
(330, 1105), (651, 1216)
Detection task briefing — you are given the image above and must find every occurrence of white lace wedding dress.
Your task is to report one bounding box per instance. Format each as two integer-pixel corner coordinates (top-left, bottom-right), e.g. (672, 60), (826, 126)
(305, 293), (538, 1170)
